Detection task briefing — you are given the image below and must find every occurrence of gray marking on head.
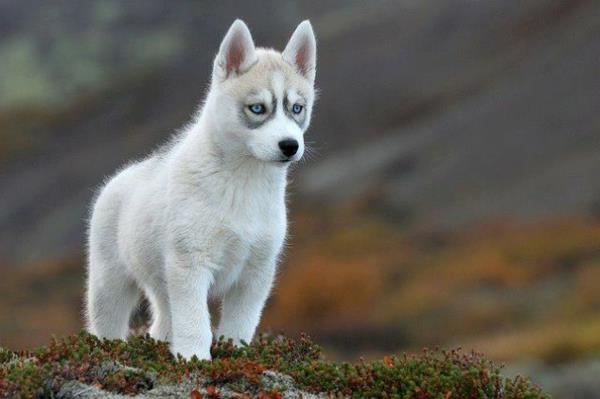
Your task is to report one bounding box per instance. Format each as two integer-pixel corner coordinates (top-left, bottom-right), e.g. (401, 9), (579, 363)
(239, 94), (278, 129)
(283, 96), (307, 128)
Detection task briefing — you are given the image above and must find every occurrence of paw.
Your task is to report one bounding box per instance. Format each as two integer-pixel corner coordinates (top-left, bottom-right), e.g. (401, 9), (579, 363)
(171, 336), (212, 361)
(215, 334), (244, 347)
(149, 323), (170, 342)
(215, 329), (252, 347)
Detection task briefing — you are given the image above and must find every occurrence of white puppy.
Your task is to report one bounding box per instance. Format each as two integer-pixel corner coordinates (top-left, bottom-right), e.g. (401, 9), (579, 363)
(85, 19), (317, 360)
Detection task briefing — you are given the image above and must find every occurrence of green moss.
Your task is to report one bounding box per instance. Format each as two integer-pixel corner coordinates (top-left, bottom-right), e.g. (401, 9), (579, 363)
(0, 37), (57, 107)
(0, 331), (548, 398)
(94, 0), (123, 25)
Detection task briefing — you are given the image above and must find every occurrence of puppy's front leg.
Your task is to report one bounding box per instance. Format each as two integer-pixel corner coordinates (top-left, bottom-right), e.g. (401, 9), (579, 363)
(216, 255), (277, 345)
(166, 249), (214, 360)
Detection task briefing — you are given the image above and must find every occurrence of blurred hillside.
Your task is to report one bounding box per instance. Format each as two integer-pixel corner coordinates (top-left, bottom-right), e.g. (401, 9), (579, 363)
(2, 217), (599, 396)
(1, 1), (599, 397)
(2, 0), (600, 264)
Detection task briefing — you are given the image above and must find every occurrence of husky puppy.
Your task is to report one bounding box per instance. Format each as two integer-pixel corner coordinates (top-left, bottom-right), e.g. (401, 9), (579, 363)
(85, 20), (317, 360)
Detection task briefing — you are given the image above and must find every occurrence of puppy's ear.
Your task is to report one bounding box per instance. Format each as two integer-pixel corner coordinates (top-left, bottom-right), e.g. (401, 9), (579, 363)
(213, 19), (257, 81)
(283, 20), (317, 82)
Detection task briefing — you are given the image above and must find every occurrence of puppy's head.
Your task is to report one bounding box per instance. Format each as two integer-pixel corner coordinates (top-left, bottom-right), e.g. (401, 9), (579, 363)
(208, 19), (317, 164)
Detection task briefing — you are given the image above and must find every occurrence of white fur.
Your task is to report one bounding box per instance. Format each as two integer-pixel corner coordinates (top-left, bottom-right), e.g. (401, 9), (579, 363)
(85, 19), (317, 360)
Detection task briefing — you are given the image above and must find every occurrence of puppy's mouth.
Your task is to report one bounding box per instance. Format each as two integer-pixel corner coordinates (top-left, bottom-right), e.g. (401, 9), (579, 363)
(278, 155), (302, 163)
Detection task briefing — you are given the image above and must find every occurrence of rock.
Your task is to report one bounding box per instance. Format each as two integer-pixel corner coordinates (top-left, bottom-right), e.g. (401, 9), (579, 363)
(57, 369), (322, 399)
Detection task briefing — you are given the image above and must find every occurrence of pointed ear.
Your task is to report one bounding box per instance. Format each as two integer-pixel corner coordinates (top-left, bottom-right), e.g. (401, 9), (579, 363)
(213, 19), (257, 81)
(283, 20), (317, 82)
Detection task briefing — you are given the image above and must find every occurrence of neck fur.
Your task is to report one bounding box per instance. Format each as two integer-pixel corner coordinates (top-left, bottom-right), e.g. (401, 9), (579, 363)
(173, 105), (289, 190)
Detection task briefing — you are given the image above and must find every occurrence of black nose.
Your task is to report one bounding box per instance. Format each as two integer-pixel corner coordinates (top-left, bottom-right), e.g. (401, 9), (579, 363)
(278, 139), (299, 157)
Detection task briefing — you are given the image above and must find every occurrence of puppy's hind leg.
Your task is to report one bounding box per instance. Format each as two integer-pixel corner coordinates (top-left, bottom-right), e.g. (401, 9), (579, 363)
(86, 255), (141, 340)
(145, 282), (172, 342)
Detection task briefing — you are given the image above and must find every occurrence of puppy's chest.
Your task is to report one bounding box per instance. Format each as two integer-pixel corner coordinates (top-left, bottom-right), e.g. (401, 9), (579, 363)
(222, 201), (286, 258)
(217, 181), (286, 240)
(210, 217), (284, 296)
(189, 171), (287, 291)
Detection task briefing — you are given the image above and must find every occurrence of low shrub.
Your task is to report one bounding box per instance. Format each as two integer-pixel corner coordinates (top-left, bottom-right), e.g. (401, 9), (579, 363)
(0, 331), (548, 398)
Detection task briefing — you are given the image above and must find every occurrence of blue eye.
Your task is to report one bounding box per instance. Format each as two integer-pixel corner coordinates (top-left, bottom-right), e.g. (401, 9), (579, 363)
(292, 104), (304, 114)
(249, 104), (266, 115)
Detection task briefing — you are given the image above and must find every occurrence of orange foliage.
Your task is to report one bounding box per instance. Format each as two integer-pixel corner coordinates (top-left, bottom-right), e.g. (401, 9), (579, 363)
(267, 257), (384, 330)
(263, 215), (600, 361)
(2, 212), (599, 364)
(0, 258), (84, 349)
